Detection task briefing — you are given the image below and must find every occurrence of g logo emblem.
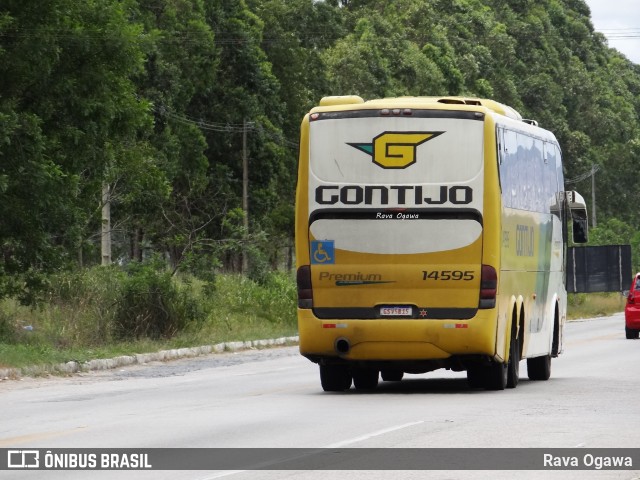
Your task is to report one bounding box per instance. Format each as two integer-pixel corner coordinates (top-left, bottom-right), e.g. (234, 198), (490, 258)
(349, 131), (443, 169)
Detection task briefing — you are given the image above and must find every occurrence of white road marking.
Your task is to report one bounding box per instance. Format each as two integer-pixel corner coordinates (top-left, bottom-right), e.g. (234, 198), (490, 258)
(200, 470), (246, 479)
(199, 420), (424, 479)
(323, 420), (424, 448)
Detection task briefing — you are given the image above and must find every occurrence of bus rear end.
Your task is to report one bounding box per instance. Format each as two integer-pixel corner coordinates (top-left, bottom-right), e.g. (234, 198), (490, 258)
(295, 96), (501, 391)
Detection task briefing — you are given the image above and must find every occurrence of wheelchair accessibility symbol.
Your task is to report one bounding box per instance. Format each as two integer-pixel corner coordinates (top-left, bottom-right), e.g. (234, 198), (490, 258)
(311, 240), (335, 264)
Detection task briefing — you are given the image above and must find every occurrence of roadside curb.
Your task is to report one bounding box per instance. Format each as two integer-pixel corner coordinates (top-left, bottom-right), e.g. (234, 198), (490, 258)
(0, 336), (299, 380)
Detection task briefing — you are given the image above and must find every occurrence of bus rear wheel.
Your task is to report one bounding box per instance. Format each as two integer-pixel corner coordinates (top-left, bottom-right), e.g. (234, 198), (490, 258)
(477, 330), (519, 390)
(506, 329), (520, 388)
(484, 362), (508, 390)
(527, 354), (551, 380)
(381, 369), (404, 382)
(466, 367), (485, 389)
(466, 362), (507, 390)
(320, 364), (352, 391)
(352, 367), (379, 390)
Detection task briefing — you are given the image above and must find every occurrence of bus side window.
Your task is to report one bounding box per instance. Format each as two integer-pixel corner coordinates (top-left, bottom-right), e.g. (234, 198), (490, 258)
(501, 129), (519, 208)
(544, 142), (559, 215)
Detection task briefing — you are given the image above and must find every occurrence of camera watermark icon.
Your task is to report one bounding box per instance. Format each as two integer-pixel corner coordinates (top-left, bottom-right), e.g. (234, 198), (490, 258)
(8, 450), (40, 468)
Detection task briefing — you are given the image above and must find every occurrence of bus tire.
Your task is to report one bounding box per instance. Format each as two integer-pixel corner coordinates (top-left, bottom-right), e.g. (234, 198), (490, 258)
(381, 369), (404, 382)
(625, 326), (639, 339)
(527, 354), (551, 380)
(320, 364), (352, 391)
(484, 361), (507, 390)
(352, 367), (379, 390)
(506, 329), (520, 389)
(466, 367), (485, 389)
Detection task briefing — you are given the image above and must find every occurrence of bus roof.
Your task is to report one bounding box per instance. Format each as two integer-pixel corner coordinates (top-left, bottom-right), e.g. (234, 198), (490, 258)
(314, 95), (524, 122)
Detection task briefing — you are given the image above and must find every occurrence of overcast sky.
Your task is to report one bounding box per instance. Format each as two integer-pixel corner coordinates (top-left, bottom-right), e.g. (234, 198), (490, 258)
(583, 0), (640, 64)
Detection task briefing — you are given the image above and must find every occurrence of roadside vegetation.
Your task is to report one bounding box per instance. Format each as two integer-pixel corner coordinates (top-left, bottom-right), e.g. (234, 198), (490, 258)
(567, 293), (626, 320)
(0, 266), (297, 370)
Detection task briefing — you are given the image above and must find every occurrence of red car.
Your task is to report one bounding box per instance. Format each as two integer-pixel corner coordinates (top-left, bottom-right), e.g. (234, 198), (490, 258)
(625, 273), (640, 339)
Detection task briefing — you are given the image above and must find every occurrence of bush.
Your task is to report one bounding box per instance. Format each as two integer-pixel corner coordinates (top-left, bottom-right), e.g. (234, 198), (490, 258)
(247, 247), (272, 285)
(46, 266), (125, 346)
(177, 251), (218, 297)
(567, 292), (625, 319)
(0, 309), (17, 344)
(114, 259), (206, 340)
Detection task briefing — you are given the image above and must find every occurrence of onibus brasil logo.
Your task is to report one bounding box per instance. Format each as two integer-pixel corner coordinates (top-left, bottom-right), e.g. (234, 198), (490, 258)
(348, 131), (444, 169)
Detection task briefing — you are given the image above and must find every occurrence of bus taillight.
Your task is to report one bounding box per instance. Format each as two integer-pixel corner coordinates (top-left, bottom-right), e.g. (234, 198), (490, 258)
(297, 265), (313, 309)
(479, 264), (497, 309)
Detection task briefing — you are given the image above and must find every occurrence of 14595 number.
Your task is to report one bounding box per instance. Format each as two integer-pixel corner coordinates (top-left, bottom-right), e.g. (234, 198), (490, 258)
(422, 270), (474, 281)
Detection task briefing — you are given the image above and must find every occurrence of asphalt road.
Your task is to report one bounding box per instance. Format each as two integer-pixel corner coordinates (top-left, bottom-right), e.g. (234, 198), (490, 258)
(1, 313), (639, 480)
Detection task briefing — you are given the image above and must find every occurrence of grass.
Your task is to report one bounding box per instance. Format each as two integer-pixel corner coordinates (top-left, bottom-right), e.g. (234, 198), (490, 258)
(567, 292), (625, 320)
(203, 273), (298, 340)
(0, 271), (298, 371)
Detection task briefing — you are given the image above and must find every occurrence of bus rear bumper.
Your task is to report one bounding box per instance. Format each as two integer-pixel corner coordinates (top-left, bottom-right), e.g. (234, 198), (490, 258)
(297, 308), (498, 364)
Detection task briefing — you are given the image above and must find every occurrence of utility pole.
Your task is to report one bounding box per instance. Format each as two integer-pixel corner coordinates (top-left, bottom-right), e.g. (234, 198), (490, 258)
(101, 183), (112, 265)
(591, 164), (597, 228)
(242, 119), (249, 274)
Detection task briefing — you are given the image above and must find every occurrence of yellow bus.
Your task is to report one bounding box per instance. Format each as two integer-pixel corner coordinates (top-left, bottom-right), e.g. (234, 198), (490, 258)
(295, 96), (588, 391)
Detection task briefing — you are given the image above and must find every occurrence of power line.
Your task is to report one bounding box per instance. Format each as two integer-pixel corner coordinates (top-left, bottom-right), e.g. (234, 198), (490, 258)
(156, 105), (299, 150)
(155, 105), (252, 133)
(566, 164), (600, 185)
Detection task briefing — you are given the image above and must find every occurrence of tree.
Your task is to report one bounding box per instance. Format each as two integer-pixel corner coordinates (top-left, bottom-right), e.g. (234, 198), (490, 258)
(132, 0), (217, 269)
(588, 218), (640, 272)
(0, 0), (153, 300)
(2, 0), (640, 299)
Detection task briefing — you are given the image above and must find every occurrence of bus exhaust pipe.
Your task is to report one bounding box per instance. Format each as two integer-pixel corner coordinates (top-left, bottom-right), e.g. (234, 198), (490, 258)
(335, 338), (350, 354)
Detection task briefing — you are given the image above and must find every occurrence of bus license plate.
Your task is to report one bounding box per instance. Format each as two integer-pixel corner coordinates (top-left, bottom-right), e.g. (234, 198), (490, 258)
(380, 306), (413, 317)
